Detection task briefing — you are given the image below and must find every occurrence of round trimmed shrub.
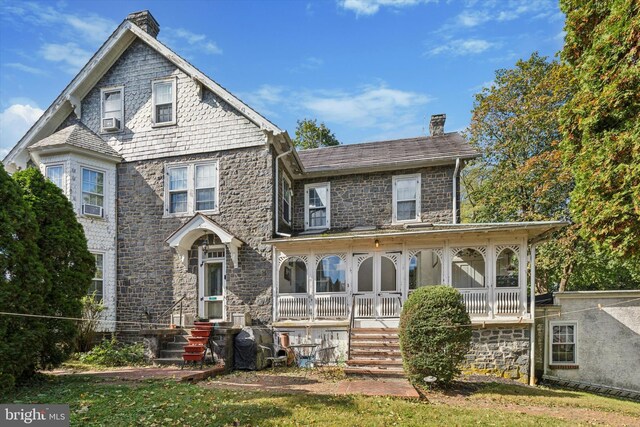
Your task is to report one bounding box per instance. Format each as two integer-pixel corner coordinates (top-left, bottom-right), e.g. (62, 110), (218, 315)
(399, 286), (472, 385)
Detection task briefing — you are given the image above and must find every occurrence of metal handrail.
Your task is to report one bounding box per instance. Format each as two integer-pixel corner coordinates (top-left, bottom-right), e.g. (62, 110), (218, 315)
(347, 292), (365, 361)
(158, 294), (187, 327)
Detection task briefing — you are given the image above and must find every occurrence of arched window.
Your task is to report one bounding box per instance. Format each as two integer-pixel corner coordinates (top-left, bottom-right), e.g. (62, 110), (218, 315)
(452, 248), (485, 288)
(496, 248), (519, 287)
(279, 257), (307, 294)
(316, 255), (346, 293)
(409, 249), (442, 290)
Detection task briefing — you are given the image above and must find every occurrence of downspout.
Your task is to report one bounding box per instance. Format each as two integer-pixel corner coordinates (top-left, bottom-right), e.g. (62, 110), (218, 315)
(529, 243), (537, 386)
(274, 148), (293, 237)
(452, 157), (461, 224)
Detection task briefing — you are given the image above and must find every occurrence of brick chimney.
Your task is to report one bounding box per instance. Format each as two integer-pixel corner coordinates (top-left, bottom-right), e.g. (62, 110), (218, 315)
(127, 10), (160, 38)
(429, 114), (446, 136)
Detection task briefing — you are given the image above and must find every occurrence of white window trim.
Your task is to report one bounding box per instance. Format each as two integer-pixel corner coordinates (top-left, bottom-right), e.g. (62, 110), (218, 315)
(80, 166), (106, 218)
(100, 86), (124, 132)
(45, 164), (65, 191)
(167, 165), (189, 214)
(89, 251), (105, 301)
(163, 160), (219, 217)
(549, 320), (578, 366)
(152, 77), (177, 127)
(304, 182), (330, 230)
(392, 173), (421, 224)
(282, 174), (292, 226)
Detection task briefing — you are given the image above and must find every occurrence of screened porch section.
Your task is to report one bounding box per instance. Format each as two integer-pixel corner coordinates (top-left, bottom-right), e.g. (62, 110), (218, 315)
(274, 242), (530, 323)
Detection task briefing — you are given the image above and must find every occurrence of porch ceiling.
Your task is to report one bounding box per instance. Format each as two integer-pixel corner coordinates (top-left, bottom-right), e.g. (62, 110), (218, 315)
(265, 221), (568, 248)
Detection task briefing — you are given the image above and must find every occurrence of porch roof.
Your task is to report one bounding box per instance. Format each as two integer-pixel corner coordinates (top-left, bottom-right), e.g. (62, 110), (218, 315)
(265, 221), (568, 246)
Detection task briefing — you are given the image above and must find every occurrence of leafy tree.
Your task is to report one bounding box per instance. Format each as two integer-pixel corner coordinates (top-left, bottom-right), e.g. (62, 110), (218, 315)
(399, 286), (471, 385)
(293, 118), (340, 149)
(559, 0), (640, 259)
(463, 53), (640, 292)
(13, 168), (94, 369)
(0, 165), (46, 391)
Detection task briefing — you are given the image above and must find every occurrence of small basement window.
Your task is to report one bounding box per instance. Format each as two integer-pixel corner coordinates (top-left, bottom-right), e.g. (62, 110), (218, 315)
(152, 78), (176, 125)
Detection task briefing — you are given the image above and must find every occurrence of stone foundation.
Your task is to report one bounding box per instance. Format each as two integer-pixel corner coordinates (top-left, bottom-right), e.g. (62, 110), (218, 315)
(463, 325), (531, 382)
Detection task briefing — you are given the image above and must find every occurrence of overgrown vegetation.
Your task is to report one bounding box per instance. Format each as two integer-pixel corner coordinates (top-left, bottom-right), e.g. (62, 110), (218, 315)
(560, 0), (640, 261)
(399, 286), (472, 385)
(0, 165), (94, 391)
(76, 293), (105, 353)
(78, 337), (145, 367)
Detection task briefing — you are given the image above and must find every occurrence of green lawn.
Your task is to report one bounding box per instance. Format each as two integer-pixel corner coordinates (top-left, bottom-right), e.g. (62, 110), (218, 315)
(3, 375), (638, 426)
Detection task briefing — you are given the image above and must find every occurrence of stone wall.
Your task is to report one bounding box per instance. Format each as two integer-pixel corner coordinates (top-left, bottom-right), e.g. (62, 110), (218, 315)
(291, 165), (455, 231)
(463, 326), (531, 382)
(116, 146), (274, 336)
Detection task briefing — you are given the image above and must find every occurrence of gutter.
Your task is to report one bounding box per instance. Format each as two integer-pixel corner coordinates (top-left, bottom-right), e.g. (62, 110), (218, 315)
(452, 157), (461, 224)
(274, 148), (293, 237)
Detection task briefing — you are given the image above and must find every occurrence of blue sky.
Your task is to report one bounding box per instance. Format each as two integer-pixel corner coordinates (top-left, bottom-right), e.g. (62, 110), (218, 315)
(0, 0), (565, 157)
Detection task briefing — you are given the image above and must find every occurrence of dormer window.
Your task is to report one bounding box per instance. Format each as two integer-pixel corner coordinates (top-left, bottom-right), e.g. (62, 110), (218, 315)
(100, 87), (124, 132)
(152, 78), (176, 126)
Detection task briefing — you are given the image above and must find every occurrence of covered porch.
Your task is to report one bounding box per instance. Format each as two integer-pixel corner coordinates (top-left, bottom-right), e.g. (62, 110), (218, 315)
(267, 222), (566, 325)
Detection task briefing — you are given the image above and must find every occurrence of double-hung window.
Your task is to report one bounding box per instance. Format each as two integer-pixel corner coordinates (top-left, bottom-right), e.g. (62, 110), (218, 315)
(305, 182), (330, 229)
(82, 168), (104, 217)
(393, 174), (421, 223)
(152, 78), (176, 125)
(168, 166), (188, 214)
(89, 253), (104, 302)
(165, 162), (218, 215)
(45, 165), (64, 190)
(282, 176), (292, 225)
(100, 87), (124, 132)
(195, 164), (216, 211)
(550, 322), (577, 365)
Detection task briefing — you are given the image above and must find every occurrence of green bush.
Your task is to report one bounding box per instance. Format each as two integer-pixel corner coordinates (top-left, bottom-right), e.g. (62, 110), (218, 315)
(78, 337), (145, 367)
(399, 286), (472, 385)
(76, 293), (105, 353)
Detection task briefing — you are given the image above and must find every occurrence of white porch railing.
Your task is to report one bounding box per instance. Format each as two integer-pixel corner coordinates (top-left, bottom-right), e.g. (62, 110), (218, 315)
(354, 294), (375, 318)
(277, 295), (308, 319)
(459, 289), (488, 315)
(315, 294), (349, 318)
(379, 293), (402, 318)
(495, 288), (521, 315)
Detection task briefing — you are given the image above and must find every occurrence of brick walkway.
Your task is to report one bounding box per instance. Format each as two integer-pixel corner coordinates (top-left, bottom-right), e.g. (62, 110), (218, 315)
(51, 365), (224, 382)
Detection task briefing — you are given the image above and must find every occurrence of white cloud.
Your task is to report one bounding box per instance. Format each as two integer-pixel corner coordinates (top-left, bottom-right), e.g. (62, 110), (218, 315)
(427, 38), (496, 56)
(339, 0), (436, 16)
(239, 85), (286, 118)
(162, 28), (222, 55)
(302, 85), (431, 128)
(40, 43), (92, 72)
(4, 63), (46, 76)
(0, 104), (44, 156)
(456, 10), (490, 27)
(0, 2), (116, 44)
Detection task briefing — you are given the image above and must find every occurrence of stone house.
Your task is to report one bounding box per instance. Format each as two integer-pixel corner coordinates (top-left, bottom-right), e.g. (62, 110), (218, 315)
(3, 11), (566, 382)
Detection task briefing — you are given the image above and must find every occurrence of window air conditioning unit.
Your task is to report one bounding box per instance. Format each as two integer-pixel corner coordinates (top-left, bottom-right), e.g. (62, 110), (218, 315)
(83, 204), (103, 217)
(102, 117), (120, 131)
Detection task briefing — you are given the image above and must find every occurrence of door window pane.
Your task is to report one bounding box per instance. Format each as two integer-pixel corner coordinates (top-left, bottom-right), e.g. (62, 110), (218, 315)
(357, 257), (373, 292)
(380, 256), (397, 292)
(496, 248), (519, 287)
(409, 250), (442, 290)
(452, 248), (485, 288)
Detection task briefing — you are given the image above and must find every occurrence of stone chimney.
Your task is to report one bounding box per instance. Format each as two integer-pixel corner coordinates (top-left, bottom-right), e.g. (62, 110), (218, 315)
(429, 114), (446, 136)
(127, 10), (160, 38)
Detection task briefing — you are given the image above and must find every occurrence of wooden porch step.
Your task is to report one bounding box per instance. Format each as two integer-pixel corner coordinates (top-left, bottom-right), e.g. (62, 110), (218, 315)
(346, 359), (403, 366)
(351, 328), (398, 333)
(344, 366), (405, 377)
(351, 334), (400, 341)
(350, 341), (400, 348)
(350, 349), (402, 357)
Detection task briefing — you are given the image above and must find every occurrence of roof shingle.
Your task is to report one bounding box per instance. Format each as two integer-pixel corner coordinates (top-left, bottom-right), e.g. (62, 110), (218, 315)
(29, 122), (121, 159)
(297, 132), (478, 173)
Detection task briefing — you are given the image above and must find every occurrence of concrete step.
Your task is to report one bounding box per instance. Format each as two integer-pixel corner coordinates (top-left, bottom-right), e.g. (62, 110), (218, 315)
(165, 342), (186, 351)
(343, 366), (405, 377)
(347, 359), (402, 367)
(153, 358), (183, 366)
(159, 349), (185, 358)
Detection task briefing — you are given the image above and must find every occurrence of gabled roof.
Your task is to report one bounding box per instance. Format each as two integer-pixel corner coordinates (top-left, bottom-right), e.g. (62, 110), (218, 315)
(297, 132), (479, 176)
(29, 121), (121, 160)
(3, 15), (284, 171)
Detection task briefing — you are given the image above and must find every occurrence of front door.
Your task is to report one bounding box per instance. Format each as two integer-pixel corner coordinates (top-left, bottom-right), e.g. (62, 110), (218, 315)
(199, 258), (226, 321)
(353, 252), (401, 318)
